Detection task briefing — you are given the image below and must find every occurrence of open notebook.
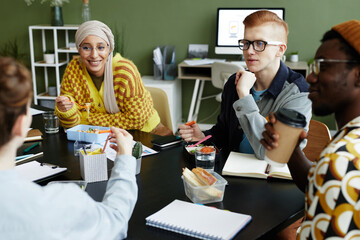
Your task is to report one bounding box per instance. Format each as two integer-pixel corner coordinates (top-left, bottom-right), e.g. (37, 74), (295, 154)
(222, 152), (292, 180)
(146, 199), (252, 240)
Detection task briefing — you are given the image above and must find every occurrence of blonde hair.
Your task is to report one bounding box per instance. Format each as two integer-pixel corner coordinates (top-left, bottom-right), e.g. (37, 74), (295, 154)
(243, 10), (288, 43)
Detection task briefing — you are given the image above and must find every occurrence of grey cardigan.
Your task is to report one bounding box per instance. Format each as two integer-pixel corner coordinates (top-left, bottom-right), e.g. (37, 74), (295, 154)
(204, 61), (312, 160)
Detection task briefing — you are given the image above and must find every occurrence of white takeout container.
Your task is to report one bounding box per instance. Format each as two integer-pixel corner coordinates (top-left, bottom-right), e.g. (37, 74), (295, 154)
(67, 124), (110, 143)
(182, 171), (228, 204)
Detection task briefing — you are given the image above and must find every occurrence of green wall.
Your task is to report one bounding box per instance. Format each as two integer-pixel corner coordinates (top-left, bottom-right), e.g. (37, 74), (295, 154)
(2, 0), (360, 130)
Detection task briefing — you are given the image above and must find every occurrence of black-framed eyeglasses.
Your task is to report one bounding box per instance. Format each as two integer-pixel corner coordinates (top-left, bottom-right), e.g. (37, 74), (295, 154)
(310, 59), (360, 75)
(238, 39), (285, 52)
(79, 44), (109, 54)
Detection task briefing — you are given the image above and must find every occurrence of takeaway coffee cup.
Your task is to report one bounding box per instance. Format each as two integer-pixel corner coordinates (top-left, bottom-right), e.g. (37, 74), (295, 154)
(264, 108), (306, 167)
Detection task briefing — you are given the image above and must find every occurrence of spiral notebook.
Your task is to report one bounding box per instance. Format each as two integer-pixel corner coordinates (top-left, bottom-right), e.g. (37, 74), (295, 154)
(146, 199), (252, 240)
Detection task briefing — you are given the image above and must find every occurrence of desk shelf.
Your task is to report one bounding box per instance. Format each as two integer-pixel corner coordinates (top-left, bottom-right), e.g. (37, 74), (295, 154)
(178, 62), (212, 80)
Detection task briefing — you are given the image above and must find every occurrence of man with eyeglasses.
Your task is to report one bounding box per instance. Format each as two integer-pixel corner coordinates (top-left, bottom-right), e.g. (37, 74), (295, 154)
(179, 10), (312, 161)
(261, 20), (360, 239)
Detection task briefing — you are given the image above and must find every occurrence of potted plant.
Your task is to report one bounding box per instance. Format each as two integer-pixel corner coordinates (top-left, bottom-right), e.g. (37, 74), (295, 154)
(132, 141), (143, 175)
(44, 50), (55, 64)
(24, 0), (70, 26)
(289, 51), (299, 63)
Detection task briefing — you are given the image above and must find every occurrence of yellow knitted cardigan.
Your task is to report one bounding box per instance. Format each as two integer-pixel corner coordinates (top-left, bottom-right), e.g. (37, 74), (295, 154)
(55, 53), (160, 132)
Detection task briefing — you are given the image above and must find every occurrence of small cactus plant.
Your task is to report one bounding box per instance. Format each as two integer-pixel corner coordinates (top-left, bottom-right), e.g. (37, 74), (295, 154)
(132, 141), (143, 159)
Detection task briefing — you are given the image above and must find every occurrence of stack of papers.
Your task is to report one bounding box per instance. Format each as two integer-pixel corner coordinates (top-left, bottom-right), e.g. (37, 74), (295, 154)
(30, 108), (45, 116)
(184, 58), (226, 66)
(153, 47), (163, 72)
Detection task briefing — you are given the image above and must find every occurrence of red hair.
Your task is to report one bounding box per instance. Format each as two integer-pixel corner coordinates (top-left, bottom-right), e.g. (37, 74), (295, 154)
(243, 10), (288, 43)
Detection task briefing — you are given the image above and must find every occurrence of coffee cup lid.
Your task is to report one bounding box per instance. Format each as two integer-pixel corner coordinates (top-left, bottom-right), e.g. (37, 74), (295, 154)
(274, 108), (306, 128)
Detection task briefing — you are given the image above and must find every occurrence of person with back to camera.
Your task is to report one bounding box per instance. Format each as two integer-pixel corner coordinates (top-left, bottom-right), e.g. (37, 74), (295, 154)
(55, 20), (172, 136)
(261, 20), (360, 239)
(0, 57), (137, 239)
(179, 10), (312, 160)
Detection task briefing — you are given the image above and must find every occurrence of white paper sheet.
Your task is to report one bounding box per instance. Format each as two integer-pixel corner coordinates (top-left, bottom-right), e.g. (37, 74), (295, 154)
(15, 161), (67, 182)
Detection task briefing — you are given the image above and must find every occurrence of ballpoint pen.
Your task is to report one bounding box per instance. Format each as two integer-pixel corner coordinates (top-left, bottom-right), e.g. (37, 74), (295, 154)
(23, 142), (40, 153)
(15, 154), (34, 161)
(15, 152), (44, 165)
(82, 145), (87, 155)
(102, 135), (111, 153)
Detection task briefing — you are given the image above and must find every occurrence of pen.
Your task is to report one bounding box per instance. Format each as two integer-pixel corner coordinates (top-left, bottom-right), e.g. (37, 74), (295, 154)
(15, 152), (44, 165)
(23, 142), (39, 153)
(102, 135), (111, 153)
(15, 154), (34, 161)
(82, 145), (87, 155)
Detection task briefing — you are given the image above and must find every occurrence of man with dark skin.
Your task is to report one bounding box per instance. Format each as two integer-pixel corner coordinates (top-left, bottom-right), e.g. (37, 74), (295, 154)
(261, 20), (360, 239)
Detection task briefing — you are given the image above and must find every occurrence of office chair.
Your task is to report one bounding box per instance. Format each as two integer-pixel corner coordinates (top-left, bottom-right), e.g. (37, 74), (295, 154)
(303, 119), (332, 162)
(145, 87), (173, 132)
(211, 62), (244, 102)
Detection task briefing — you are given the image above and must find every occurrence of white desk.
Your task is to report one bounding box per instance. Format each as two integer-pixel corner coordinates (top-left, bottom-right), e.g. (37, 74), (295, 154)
(178, 60), (309, 123)
(142, 76), (182, 132)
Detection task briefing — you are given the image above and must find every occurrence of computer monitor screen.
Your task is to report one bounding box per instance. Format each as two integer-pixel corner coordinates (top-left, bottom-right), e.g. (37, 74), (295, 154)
(215, 8), (285, 55)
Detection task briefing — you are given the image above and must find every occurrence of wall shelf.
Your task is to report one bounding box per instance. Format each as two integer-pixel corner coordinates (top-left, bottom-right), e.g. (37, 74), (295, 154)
(29, 25), (79, 106)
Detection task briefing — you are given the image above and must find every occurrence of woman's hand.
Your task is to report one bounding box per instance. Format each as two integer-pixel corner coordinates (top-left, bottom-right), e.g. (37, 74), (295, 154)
(56, 96), (74, 112)
(178, 123), (205, 142)
(109, 127), (133, 156)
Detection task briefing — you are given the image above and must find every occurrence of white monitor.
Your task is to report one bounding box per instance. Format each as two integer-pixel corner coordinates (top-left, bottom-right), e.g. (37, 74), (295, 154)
(215, 8), (285, 55)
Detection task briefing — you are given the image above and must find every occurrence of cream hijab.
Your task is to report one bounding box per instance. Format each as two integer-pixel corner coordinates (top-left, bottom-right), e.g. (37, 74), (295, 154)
(75, 20), (120, 114)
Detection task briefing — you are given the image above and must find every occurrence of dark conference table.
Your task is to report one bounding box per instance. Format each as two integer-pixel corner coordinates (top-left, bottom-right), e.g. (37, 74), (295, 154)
(22, 112), (305, 239)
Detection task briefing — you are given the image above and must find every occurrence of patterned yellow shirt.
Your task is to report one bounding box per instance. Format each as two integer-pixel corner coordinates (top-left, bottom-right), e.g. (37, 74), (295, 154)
(55, 53), (160, 132)
(297, 116), (360, 239)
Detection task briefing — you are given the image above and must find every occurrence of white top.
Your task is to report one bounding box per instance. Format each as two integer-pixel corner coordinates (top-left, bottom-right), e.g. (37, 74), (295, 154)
(0, 155), (137, 240)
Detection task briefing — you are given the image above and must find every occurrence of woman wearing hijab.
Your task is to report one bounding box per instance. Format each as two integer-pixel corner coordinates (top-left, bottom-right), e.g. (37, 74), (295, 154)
(0, 57), (138, 238)
(55, 20), (172, 136)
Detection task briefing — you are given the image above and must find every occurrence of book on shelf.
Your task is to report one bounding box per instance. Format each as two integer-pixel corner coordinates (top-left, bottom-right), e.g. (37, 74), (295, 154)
(146, 199), (252, 240)
(222, 152), (292, 180)
(25, 129), (43, 142)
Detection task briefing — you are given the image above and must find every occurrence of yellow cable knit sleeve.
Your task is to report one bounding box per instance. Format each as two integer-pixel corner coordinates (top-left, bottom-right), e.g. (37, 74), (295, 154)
(55, 58), (88, 128)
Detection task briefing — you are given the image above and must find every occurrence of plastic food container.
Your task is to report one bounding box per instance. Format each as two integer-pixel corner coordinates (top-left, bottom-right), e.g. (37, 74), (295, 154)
(182, 171), (228, 204)
(67, 124), (110, 143)
(183, 143), (220, 162)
